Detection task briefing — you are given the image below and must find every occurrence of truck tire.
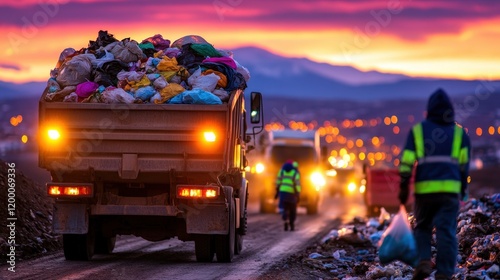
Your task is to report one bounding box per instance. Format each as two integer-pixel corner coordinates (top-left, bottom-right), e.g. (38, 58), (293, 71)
(63, 232), (95, 261)
(195, 235), (215, 262)
(235, 207), (246, 255)
(234, 232), (243, 255)
(215, 187), (235, 262)
(94, 235), (116, 254)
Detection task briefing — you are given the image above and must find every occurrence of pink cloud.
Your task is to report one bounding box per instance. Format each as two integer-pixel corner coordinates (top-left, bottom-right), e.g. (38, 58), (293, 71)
(0, 0), (498, 41)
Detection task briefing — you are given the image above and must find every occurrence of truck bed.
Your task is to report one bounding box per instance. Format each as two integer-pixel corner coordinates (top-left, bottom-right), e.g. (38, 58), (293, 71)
(39, 89), (244, 182)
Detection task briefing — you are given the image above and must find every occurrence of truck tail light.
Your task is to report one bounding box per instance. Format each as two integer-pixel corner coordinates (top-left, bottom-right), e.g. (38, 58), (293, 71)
(203, 131), (216, 142)
(47, 183), (93, 197)
(176, 185), (220, 199)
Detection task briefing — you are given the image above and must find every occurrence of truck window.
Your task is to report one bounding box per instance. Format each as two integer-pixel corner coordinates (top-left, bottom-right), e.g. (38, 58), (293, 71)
(269, 145), (317, 167)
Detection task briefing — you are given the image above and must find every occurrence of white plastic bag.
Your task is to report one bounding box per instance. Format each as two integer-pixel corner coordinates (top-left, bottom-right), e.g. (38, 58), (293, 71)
(378, 205), (418, 267)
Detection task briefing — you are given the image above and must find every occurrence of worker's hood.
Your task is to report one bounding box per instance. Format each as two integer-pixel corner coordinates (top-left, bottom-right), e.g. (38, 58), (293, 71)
(426, 88), (455, 124)
(282, 162), (294, 172)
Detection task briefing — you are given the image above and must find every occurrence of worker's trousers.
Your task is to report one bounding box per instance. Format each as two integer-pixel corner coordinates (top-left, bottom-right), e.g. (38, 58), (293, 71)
(281, 201), (297, 225)
(413, 193), (460, 278)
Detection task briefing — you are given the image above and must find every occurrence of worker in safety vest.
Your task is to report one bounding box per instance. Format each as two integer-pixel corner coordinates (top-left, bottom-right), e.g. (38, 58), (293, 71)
(398, 88), (470, 280)
(275, 160), (301, 231)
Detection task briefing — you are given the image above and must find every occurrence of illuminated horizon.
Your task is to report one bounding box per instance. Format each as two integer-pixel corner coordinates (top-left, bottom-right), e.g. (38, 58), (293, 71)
(1, 0), (500, 84)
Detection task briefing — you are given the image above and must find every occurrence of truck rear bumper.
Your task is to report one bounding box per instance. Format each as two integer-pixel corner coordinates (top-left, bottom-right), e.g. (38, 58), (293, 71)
(91, 205), (181, 216)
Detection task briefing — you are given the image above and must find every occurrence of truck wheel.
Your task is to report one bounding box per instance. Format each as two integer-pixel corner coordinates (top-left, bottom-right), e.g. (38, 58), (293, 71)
(195, 235), (214, 262)
(215, 188), (235, 263)
(63, 232), (95, 261)
(235, 188), (248, 255)
(94, 235), (116, 254)
(234, 233), (243, 255)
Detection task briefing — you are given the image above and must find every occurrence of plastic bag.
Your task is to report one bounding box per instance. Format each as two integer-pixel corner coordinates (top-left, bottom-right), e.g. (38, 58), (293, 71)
(100, 88), (135, 104)
(171, 35), (209, 49)
(378, 205), (418, 267)
(134, 86), (157, 101)
(168, 89), (222, 105)
(56, 55), (93, 87)
(106, 39), (143, 63)
(190, 73), (220, 92)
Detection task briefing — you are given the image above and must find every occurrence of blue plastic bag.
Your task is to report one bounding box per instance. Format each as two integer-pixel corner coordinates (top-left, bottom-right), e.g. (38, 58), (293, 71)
(378, 205), (418, 267)
(168, 89), (222, 104)
(135, 86), (157, 101)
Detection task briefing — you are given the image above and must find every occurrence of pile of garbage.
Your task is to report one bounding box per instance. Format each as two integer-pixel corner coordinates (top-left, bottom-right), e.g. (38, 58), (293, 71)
(302, 195), (500, 279)
(44, 31), (250, 105)
(0, 160), (61, 262)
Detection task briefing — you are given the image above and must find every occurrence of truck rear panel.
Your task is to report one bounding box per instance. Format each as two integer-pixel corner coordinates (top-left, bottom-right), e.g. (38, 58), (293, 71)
(39, 89), (245, 182)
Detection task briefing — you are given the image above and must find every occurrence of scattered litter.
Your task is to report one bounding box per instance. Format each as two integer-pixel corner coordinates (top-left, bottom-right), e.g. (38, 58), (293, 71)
(300, 193), (500, 279)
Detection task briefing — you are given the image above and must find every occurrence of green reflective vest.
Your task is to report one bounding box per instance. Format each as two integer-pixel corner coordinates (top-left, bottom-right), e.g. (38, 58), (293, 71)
(400, 123), (468, 194)
(276, 169), (300, 194)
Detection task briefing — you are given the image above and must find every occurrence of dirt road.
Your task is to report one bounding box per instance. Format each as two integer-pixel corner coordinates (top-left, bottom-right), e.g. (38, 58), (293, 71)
(4, 195), (365, 280)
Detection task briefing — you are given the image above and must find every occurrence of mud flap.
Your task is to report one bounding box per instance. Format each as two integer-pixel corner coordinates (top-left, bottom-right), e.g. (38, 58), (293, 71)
(53, 204), (88, 234)
(186, 204), (228, 234)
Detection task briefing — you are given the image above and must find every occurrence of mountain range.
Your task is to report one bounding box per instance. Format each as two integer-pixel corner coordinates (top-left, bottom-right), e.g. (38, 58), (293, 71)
(1, 46), (499, 101)
(232, 47), (500, 101)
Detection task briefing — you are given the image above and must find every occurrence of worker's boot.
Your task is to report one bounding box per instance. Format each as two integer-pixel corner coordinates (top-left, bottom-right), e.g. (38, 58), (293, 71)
(412, 260), (433, 280)
(434, 274), (450, 280)
(290, 223), (295, 231)
(284, 222), (289, 231)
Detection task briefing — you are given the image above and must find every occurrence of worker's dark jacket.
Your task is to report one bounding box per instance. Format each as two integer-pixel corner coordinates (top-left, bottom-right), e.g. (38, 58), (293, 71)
(399, 89), (470, 197)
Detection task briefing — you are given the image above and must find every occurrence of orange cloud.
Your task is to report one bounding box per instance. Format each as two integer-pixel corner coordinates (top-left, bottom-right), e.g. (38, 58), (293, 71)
(1, 0), (500, 83)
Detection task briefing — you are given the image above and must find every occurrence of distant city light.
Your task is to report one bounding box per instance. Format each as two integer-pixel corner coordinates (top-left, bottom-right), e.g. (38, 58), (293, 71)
(346, 140), (354, 149)
(358, 152), (366, 161)
(393, 126), (400, 134)
(10, 115), (23, 127)
(488, 126), (495, 135)
(21, 135), (28, 143)
(384, 117), (391, 126)
(476, 127), (483, 136)
(355, 139), (363, 148)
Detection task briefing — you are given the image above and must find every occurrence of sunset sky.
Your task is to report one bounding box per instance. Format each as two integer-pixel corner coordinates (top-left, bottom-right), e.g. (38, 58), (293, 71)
(1, 0), (500, 84)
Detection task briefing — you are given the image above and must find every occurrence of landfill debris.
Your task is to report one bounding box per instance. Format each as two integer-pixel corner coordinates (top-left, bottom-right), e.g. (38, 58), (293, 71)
(0, 161), (61, 262)
(292, 194), (500, 279)
(45, 31), (249, 104)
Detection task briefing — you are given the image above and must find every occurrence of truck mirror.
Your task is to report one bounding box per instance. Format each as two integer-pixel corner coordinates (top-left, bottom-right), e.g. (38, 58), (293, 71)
(250, 92), (262, 124)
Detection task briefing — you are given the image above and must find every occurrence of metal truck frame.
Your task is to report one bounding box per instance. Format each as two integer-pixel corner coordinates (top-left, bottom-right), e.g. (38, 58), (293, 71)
(39, 89), (263, 263)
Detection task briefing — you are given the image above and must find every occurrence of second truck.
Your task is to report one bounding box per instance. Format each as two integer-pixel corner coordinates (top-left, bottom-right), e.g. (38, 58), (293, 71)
(254, 129), (325, 214)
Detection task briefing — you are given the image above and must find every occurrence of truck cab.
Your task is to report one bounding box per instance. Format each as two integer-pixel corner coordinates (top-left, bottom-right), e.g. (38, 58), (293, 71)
(257, 130), (325, 214)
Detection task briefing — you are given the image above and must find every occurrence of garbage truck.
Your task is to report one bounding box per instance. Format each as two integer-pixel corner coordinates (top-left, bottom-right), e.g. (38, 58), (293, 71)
(256, 129), (325, 214)
(39, 87), (264, 263)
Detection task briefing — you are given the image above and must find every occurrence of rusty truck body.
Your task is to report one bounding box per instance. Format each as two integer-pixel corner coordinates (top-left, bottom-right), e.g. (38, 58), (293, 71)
(39, 89), (263, 263)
